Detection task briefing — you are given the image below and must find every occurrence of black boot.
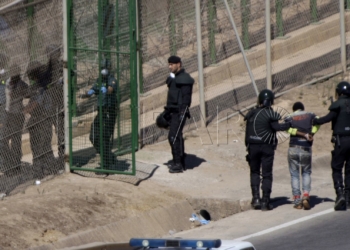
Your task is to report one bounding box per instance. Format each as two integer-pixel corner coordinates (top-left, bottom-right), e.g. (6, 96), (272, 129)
(169, 160), (183, 173)
(345, 189), (350, 209)
(251, 186), (261, 209)
(261, 193), (273, 211)
(334, 187), (346, 211)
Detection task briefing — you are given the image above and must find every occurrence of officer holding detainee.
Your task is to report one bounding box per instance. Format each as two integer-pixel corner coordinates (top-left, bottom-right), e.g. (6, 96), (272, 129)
(313, 81), (350, 211)
(245, 89), (291, 211)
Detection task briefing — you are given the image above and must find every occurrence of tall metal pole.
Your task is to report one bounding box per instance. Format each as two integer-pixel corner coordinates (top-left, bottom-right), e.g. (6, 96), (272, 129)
(339, 0), (347, 74)
(223, 0), (259, 96)
(195, 0), (206, 127)
(62, 0), (70, 173)
(266, 0), (272, 89)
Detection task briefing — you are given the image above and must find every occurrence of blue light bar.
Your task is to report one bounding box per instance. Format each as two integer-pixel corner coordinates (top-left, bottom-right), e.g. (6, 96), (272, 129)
(129, 238), (222, 249)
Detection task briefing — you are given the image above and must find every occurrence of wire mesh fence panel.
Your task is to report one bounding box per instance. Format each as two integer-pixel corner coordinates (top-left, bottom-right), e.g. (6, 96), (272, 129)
(139, 0), (350, 147)
(0, 0), (350, 194)
(270, 0), (343, 94)
(68, 0), (137, 176)
(0, 0), (64, 195)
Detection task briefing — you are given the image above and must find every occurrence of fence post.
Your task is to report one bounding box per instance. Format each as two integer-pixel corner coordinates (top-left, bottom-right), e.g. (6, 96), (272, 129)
(223, 0), (259, 96)
(275, 0), (283, 37)
(241, 0), (250, 50)
(266, 0), (272, 90)
(195, 0), (207, 127)
(340, 0), (347, 74)
(208, 0), (217, 64)
(168, 0), (177, 55)
(63, 0), (70, 173)
(310, 0), (318, 23)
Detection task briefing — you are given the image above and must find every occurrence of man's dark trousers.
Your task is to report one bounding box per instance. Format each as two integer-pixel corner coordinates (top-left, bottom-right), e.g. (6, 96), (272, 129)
(331, 136), (350, 190)
(90, 107), (117, 167)
(248, 144), (275, 194)
(168, 112), (186, 165)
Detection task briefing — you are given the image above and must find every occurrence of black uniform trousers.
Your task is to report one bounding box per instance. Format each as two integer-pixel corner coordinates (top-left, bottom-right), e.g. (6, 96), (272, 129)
(331, 136), (350, 190)
(248, 143), (275, 194)
(90, 107), (117, 167)
(2, 112), (25, 168)
(28, 115), (56, 177)
(168, 112), (186, 165)
(50, 111), (65, 158)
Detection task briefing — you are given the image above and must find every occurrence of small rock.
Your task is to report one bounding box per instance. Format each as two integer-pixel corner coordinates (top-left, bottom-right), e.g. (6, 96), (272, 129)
(0, 193), (6, 200)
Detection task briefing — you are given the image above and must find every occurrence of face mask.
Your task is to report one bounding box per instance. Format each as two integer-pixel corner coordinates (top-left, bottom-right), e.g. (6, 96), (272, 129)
(101, 68), (109, 76)
(0, 69), (5, 75)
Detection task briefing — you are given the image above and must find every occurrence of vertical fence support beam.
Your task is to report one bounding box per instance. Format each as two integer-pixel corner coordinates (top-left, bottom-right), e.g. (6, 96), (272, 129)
(340, 0), (347, 74)
(168, 0), (177, 55)
(115, 0), (121, 151)
(223, 0), (259, 96)
(346, 0), (350, 10)
(27, 0), (35, 61)
(136, 0), (142, 149)
(310, 0), (318, 23)
(97, 0), (105, 169)
(275, 0), (283, 37)
(208, 0), (217, 64)
(241, 0), (250, 50)
(195, 0), (207, 127)
(63, 0), (70, 173)
(129, 0), (138, 173)
(266, 0), (272, 90)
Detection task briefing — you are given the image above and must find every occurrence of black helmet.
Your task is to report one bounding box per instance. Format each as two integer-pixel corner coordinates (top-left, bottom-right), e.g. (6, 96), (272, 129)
(335, 81), (350, 96)
(100, 58), (111, 76)
(156, 111), (170, 129)
(258, 89), (274, 107)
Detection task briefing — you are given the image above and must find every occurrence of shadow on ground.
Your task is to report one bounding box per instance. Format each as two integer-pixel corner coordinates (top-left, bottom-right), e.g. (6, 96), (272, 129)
(163, 154), (206, 170)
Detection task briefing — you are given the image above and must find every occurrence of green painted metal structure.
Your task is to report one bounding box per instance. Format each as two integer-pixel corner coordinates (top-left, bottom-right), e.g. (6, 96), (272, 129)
(66, 0), (138, 175)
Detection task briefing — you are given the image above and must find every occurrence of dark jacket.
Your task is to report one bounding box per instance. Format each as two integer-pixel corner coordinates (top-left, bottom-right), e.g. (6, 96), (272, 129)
(245, 106), (291, 146)
(313, 95), (350, 136)
(5, 76), (28, 114)
(286, 110), (316, 147)
(165, 68), (194, 111)
(89, 74), (118, 108)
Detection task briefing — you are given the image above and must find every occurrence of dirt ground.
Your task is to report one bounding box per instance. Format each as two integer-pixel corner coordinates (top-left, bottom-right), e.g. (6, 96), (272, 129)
(0, 76), (344, 249)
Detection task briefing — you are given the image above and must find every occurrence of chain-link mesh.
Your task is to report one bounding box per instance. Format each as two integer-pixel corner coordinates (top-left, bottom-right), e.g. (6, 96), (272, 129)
(139, 0), (350, 146)
(0, 0), (64, 195)
(69, 0), (137, 176)
(1, 0), (350, 194)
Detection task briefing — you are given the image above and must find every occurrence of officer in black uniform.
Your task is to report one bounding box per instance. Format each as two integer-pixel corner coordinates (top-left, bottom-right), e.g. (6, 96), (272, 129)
(313, 81), (350, 211)
(25, 61), (56, 178)
(3, 64), (29, 173)
(81, 59), (118, 169)
(45, 45), (64, 161)
(163, 55), (194, 173)
(245, 89), (291, 211)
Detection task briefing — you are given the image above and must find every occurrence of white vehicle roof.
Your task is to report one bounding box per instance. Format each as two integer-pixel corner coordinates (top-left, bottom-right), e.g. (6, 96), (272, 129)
(59, 238), (256, 250)
(129, 238), (256, 250)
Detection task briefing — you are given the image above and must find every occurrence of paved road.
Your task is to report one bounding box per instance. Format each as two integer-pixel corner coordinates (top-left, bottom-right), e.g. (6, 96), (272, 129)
(248, 208), (350, 250)
(173, 182), (350, 249)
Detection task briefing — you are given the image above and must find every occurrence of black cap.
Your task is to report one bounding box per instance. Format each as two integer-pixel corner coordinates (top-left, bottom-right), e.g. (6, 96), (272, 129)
(292, 102), (304, 111)
(168, 55), (181, 64)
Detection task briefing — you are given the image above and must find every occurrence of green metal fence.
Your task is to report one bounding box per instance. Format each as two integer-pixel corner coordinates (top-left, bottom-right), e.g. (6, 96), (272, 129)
(67, 0), (138, 175)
